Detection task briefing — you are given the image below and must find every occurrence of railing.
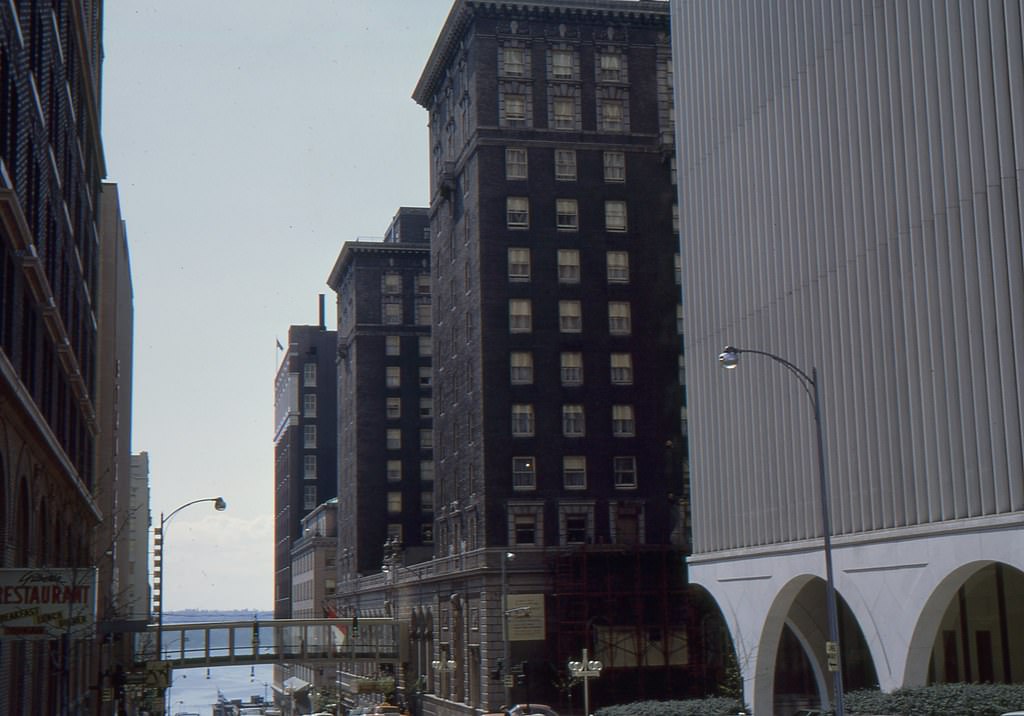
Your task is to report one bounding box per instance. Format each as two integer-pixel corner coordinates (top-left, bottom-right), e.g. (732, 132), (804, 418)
(136, 617), (401, 669)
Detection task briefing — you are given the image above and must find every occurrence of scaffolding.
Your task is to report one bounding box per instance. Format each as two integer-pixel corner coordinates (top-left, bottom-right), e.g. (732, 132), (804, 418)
(546, 544), (714, 707)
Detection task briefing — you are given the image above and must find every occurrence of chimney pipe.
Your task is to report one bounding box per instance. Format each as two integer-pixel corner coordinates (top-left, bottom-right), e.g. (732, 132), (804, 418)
(318, 294), (326, 330)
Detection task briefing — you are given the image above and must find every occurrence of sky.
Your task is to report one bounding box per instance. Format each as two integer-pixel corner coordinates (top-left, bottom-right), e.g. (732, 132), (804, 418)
(101, 2), (454, 610)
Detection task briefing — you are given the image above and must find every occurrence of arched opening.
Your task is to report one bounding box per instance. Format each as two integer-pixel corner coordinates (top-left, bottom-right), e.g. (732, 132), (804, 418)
(689, 585), (744, 700)
(772, 578), (878, 716)
(926, 563), (1024, 684)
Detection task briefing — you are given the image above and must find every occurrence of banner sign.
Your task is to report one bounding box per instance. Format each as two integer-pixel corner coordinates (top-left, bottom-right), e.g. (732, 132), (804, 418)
(0, 568), (98, 639)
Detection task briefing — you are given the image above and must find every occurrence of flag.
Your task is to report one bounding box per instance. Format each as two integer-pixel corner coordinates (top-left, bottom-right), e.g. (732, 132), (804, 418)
(276, 338), (284, 351)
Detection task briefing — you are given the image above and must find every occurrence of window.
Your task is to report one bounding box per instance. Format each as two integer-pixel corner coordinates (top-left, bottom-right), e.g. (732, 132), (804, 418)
(562, 404), (585, 437)
(511, 404), (535, 437)
(387, 491), (403, 514)
(504, 93), (527, 122)
(304, 455), (317, 480)
(603, 151), (625, 182)
(513, 513), (538, 545)
(561, 352), (583, 386)
(418, 335), (432, 357)
(416, 274), (431, 294)
(506, 147), (528, 179)
(564, 512), (589, 543)
(382, 273), (402, 294)
(557, 249), (580, 283)
(386, 366), (401, 388)
(303, 394), (317, 417)
(303, 424), (317, 449)
(421, 523), (434, 543)
(563, 456), (586, 489)
(674, 253), (682, 285)
(552, 97), (575, 129)
(606, 251), (629, 283)
(502, 46), (525, 76)
(387, 524), (403, 543)
(509, 299), (532, 333)
(507, 197), (529, 228)
(556, 199), (579, 230)
(508, 247), (531, 281)
(605, 200), (627, 232)
(510, 351), (534, 385)
(420, 397), (433, 418)
(610, 353), (633, 385)
(672, 203), (680, 234)
(609, 302), (632, 335)
(420, 429), (433, 450)
(415, 298), (431, 326)
(600, 99), (624, 131)
(419, 367), (432, 387)
(386, 429), (401, 450)
(303, 363), (317, 387)
(598, 52), (623, 82)
(613, 404), (635, 436)
(512, 457), (536, 490)
(385, 335), (401, 356)
(614, 456), (637, 487)
(559, 300), (582, 333)
(422, 490), (435, 513)
(386, 397), (401, 419)
(677, 304), (684, 334)
(554, 149), (577, 181)
(304, 486), (317, 510)
(551, 49), (574, 79)
(383, 297), (402, 324)
(387, 460), (402, 482)
(420, 460), (435, 482)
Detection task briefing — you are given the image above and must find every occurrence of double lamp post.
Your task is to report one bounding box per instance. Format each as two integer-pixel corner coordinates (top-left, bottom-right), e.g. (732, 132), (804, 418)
(718, 346), (845, 716)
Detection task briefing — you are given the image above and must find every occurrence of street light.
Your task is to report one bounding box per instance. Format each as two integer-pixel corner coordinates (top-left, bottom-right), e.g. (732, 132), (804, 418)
(717, 346), (844, 716)
(154, 497), (227, 659)
(500, 551), (514, 709)
(567, 648), (602, 716)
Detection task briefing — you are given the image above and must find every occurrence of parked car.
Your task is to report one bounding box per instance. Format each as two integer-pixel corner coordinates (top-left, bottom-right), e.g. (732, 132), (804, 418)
(507, 704), (558, 716)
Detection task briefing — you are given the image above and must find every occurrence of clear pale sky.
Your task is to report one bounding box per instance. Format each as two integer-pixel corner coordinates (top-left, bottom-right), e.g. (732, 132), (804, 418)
(101, 2), (453, 610)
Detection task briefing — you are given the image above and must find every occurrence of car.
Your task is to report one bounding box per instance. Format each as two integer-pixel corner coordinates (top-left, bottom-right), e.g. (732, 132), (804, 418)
(508, 704), (559, 716)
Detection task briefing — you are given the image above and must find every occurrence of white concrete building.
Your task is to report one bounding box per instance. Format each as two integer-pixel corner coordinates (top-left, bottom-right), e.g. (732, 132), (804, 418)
(671, 2), (1024, 714)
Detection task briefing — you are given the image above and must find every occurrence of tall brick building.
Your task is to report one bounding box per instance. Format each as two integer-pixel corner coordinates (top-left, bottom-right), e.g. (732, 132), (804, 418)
(1, 1), (118, 713)
(327, 207), (434, 588)
(404, 2), (703, 713)
(273, 300), (338, 619)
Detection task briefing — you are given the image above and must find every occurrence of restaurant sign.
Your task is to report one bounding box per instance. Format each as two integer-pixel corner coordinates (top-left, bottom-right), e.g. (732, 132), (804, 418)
(0, 568), (97, 639)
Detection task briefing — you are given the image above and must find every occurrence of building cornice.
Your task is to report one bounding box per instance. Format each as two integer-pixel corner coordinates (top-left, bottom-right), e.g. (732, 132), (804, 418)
(413, 0), (669, 107)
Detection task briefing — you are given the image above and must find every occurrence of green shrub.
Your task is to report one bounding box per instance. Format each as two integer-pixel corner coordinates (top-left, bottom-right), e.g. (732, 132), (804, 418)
(840, 682), (1024, 716)
(596, 697), (748, 716)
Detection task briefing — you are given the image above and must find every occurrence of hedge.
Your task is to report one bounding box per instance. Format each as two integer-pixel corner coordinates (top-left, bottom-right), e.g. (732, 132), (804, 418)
(840, 682), (1024, 716)
(595, 697), (748, 716)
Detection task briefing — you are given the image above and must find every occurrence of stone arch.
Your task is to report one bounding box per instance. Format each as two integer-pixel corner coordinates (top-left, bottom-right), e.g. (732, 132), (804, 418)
(756, 573), (879, 715)
(905, 559), (1024, 686)
(689, 583), (744, 697)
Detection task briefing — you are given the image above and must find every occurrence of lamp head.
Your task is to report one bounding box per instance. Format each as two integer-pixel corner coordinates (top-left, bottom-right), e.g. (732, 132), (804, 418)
(718, 346), (740, 370)
(214, 497), (227, 511)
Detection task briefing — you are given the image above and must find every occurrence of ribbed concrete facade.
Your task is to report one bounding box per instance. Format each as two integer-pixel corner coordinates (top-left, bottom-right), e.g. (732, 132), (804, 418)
(672, 1), (1023, 713)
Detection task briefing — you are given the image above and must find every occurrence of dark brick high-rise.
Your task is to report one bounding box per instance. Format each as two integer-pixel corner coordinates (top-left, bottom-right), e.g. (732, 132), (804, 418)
(327, 207), (433, 587)
(273, 299), (338, 619)
(411, 2), (698, 712)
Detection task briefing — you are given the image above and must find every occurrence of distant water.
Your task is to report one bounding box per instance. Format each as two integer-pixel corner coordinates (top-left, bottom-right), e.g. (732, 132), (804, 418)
(163, 611), (275, 716)
(166, 664), (275, 715)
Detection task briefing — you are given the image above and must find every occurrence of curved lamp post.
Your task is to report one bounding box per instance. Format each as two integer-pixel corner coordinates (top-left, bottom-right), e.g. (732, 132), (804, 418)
(718, 346), (844, 716)
(154, 497), (227, 659)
